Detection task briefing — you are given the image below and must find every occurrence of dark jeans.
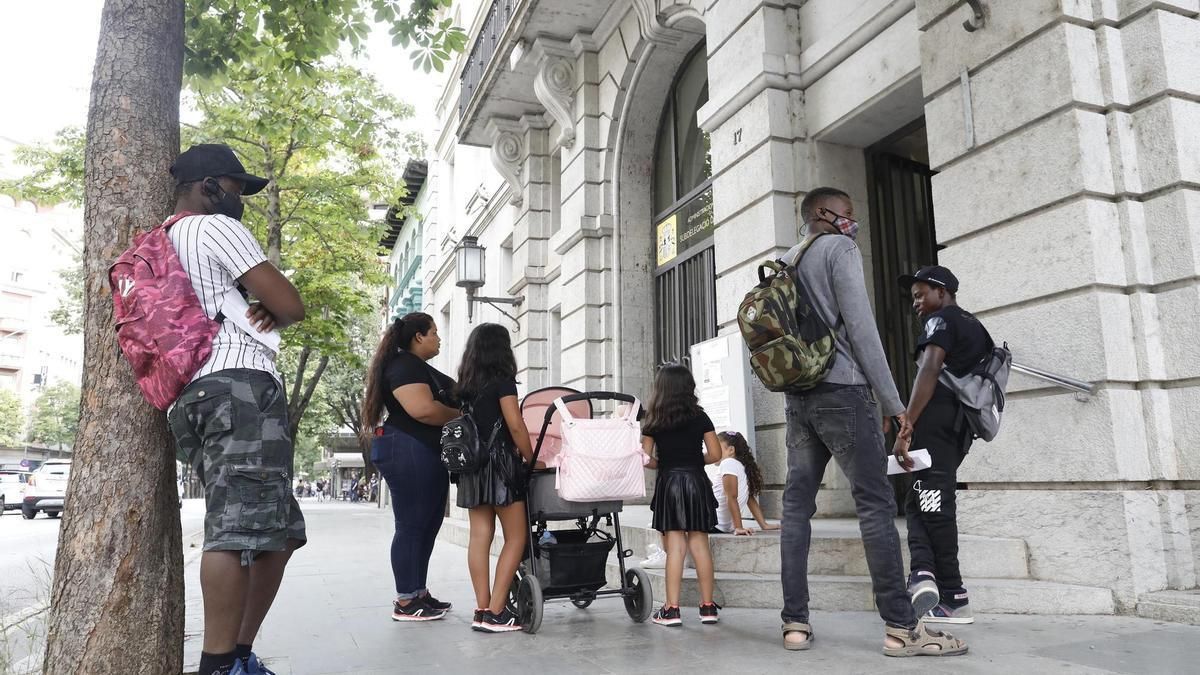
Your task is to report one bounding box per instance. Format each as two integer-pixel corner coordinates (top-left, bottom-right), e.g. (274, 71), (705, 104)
(372, 427), (449, 599)
(906, 397), (970, 604)
(780, 384), (916, 629)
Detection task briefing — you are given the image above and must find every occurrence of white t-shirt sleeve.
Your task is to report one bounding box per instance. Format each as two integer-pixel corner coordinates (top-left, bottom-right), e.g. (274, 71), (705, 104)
(201, 214), (269, 279)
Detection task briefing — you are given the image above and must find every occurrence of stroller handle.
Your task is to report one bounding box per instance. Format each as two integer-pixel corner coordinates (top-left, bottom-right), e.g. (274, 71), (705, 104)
(541, 391), (638, 423)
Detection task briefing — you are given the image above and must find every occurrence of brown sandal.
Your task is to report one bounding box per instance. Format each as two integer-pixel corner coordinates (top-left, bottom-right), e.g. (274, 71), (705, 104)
(782, 622), (814, 651)
(883, 622), (968, 657)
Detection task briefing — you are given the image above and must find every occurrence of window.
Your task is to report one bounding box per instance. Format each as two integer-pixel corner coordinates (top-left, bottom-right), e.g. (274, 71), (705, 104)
(653, 42), (711, 218)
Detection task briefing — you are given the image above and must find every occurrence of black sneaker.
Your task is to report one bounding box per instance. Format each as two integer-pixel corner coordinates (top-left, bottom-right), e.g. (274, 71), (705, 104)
(699, 602), (721, 624)
(477, 608), (522, 633)
(652, 605), (682, 627)
(471, 608), (487, 630)
(391, 597), (446, 622)
(423, 593), (452, 611)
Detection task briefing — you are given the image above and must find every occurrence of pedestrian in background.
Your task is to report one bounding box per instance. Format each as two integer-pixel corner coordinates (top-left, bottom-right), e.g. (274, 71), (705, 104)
(362, 313), (460, 622)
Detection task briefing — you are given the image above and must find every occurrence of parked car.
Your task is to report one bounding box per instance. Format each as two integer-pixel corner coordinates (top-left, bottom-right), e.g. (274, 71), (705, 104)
(1, 470), (31, 514)
(22, 460), (72, 519)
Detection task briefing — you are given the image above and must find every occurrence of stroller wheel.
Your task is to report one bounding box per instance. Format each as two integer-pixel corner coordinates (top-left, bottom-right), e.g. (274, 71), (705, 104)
(506, 571), (522, 616)
(624, 567), (653, 623)
(571, 595), (594, 609)
(517, 574), (543, 634)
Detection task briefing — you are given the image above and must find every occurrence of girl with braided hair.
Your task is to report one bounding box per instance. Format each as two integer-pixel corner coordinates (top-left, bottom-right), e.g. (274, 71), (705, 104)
(711, 431), (779, 535)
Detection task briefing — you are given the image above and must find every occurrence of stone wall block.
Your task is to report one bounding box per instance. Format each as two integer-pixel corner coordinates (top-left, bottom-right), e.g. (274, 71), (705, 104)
(938, 198), (1126, 311)
(925, 24), (1104, 168)
(706, 7), (784, 111)
(1119, 10), (1200, 104)
(930, 110), (1115, 240)
(712, 141), (798, 228)
(957, 490), (1134, 608)
(1129, 98), (1200, 192)
(560, 303), (607, 350)
(1111, 0), (1200, 21)
(1167, 387), (1200, 480)
(1150, 283), (1200, 381)
(919, 0), (1064, 95)
(959, 389), (1151, 483)
(707, 88), (801, 172)
(804, 9), (921, 139)
(1140, 188), (1200, 285)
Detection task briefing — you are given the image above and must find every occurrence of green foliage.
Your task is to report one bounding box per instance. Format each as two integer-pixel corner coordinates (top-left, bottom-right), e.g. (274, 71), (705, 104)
(184, 0), (466, 82)
(0, 127), (86, 207)
(185, 61), (406, 367)
(0, 390), (25, 447)
(28, 382), (81, 448)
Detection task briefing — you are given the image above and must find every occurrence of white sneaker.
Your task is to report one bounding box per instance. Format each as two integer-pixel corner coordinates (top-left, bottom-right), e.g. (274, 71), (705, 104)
(640, 544), (667, 568)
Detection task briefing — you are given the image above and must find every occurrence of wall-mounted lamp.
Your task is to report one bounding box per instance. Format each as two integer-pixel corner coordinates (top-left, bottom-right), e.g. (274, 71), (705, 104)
(455, 236), (523, 323)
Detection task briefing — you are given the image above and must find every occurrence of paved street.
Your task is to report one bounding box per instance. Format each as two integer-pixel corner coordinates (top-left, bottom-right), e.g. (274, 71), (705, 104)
(184, 503), (1200, 675)
(0, 499), (205, 670)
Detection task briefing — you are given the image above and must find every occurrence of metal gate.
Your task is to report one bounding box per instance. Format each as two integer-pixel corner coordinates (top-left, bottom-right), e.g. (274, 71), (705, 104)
(654, 246), (717, 367)
(867, 151), (939, 401)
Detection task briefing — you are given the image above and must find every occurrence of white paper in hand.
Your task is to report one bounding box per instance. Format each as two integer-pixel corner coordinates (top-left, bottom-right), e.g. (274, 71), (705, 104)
(221, 287), (282, 354)
(887, 448), (932, 475)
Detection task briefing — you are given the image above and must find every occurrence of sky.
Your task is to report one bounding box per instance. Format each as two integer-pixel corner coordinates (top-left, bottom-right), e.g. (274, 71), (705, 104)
(0, 0), (444, 149)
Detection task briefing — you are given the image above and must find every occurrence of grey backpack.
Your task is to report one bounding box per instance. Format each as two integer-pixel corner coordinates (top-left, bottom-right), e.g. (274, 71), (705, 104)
(938, 342), (1012, 442)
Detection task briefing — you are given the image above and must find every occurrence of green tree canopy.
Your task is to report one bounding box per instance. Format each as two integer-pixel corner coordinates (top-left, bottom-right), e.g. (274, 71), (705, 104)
(28, 381), (81, 448)
(0, 389), (26, 447)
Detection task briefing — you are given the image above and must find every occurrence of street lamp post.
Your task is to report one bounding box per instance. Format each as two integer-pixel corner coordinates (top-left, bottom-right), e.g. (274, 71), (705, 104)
(455, 236), (523, 322)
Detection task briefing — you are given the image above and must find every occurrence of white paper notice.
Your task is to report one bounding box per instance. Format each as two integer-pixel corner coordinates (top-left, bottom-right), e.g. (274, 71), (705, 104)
(221, 287), (282, 354)
(887, 448), (932, 475)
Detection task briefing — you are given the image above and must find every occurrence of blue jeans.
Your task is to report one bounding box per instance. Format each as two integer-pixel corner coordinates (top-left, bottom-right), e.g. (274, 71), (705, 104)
(372, 427), (449, 599)
(780, 384), (917, 629)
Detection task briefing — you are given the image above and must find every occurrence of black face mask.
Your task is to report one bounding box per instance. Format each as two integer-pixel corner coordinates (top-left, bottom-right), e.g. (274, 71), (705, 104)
(212, 187), (245, 220)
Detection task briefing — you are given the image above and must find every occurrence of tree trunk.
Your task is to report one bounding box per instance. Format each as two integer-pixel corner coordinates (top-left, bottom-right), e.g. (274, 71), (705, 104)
(287, 354), (329, 439)
(43, 0), (185, 672)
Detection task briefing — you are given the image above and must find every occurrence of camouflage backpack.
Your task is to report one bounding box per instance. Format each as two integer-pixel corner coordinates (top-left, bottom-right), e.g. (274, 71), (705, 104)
(737, 235), (837, 392)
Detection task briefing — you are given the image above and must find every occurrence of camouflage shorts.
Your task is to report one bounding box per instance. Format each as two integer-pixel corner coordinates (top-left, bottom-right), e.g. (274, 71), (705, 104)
(168, 368), (306, 565)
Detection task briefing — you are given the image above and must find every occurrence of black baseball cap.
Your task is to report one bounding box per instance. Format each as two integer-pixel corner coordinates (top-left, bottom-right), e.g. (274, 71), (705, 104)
(899, 265), (959, 294)
(170, 144), (269, 195)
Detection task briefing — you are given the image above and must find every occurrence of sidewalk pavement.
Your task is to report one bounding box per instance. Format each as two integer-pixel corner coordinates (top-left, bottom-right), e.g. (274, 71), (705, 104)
(185, 502), (1200, 674)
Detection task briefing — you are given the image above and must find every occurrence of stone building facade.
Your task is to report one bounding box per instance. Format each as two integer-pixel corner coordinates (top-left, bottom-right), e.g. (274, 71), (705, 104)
(418, 0), (1200, 617)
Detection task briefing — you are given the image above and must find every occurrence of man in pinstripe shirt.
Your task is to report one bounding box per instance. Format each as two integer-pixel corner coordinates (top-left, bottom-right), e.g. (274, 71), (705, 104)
(164, 144), (306, 675)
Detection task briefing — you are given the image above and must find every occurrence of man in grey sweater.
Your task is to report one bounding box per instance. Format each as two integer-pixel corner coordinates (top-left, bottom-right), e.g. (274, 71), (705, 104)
(777, 187), (967, 657)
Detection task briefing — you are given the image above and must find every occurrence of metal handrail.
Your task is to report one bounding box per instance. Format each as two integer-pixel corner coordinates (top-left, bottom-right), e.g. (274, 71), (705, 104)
(1012, 362), (1096, 396)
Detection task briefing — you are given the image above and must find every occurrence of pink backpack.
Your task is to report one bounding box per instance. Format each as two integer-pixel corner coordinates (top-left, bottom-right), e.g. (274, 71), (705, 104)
(110, 212), (220, 410)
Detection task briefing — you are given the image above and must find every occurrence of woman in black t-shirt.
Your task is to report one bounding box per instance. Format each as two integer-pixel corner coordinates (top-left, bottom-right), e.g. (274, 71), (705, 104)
(362, 312), (461, 622)
(641, 364), (723, 627)
(454, 323), (534, 633)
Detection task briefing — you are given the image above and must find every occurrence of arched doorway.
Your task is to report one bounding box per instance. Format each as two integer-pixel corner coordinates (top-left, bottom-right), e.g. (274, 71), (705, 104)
(652, 42), (715, 367)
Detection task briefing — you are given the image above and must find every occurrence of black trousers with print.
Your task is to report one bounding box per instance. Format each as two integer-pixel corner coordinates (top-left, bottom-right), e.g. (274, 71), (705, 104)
(905, 397), (971, 604)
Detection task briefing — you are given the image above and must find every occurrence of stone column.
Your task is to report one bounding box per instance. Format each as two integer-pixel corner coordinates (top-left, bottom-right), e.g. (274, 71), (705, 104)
(918, 0), (1200, 609)
(488, 117), (554, 390)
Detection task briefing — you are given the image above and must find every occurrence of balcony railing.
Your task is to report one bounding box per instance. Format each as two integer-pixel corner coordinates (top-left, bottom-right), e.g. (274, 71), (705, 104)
(459, 0), (516, 119)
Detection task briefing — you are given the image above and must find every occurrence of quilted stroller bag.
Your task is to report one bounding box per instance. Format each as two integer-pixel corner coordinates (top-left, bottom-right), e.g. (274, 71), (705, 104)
(552, 398), (647, 502)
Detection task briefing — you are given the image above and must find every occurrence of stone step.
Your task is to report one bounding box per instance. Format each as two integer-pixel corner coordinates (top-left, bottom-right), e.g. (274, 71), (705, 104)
(615, 564), (1116, 616)
(615, 509), (1030, 580)
(1137, 590), (1200, 625)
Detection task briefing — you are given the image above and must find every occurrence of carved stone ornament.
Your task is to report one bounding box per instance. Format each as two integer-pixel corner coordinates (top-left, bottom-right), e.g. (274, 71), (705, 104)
(489, 122), (524, 206)
(534, 54), (576, 149)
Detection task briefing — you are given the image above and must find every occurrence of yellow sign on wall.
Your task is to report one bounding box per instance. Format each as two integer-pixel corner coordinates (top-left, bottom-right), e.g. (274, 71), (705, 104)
(656, 214), (678, 267)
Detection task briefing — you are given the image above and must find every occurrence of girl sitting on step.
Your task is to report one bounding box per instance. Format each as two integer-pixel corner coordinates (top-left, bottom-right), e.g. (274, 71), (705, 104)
(641, 364), (723, 627)
(711, 431), (779, 535)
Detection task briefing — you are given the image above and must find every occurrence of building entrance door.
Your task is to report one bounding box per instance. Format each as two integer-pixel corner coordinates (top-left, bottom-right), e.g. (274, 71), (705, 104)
(867, 125), (939, 401)
(654, 185), (716, 367)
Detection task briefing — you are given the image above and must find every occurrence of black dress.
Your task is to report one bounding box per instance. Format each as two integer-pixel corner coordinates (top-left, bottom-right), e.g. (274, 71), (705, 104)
(646, 412), (718, 533)
(456, 379), (526, 509)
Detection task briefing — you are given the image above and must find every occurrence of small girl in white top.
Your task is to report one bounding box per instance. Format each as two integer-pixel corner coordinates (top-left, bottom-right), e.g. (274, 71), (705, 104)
(711, 432), (778, 535)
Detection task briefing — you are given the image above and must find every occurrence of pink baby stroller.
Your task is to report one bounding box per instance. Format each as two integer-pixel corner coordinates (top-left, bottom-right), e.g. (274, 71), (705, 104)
(506, 387), (654, 633)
